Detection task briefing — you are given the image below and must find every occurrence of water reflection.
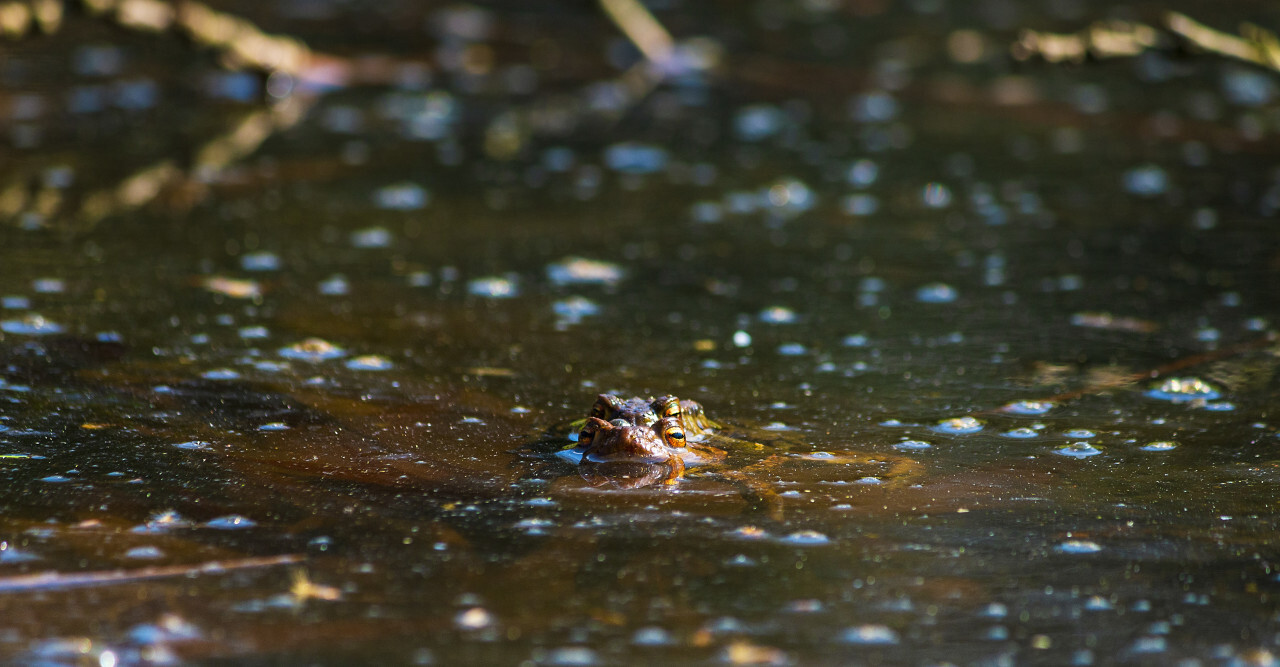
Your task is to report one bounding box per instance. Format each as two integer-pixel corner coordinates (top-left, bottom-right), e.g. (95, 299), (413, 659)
(1, 0), (1279, 664)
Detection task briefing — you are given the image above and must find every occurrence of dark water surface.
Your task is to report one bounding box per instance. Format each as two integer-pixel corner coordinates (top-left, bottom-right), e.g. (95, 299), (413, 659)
(2, 1), (1280, 664)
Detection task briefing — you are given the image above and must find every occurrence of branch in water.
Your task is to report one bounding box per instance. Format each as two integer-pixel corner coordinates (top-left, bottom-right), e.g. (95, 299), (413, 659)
(0, 554), (304, 593)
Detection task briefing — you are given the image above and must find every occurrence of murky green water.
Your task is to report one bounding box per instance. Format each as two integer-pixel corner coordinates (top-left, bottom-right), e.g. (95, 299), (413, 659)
(2, 1), (1280, 664)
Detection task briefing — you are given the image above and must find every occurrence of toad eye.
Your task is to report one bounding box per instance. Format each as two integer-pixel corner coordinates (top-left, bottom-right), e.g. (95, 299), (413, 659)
(662, 423), (686, 448)
(589, 394), (621, 420)
(655, 395), (683, 419)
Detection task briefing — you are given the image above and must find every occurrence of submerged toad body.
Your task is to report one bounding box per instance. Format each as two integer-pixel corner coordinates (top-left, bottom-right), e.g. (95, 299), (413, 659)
(564, 394), (727, 484)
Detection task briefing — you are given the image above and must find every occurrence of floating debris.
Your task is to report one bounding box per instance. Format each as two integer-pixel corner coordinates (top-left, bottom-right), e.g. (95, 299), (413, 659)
(0, 314), (64, 335)
(547, 257), (625, 287)
(279, 338), (347, 362)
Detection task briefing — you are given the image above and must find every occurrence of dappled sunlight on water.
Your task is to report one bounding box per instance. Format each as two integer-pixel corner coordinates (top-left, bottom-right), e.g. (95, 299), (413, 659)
(0, 0), (1279, 664)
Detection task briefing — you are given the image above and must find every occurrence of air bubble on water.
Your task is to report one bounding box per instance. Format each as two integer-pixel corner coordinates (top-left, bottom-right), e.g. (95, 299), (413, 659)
(553, 297), (600, 326)
(173, 441), (210, 450)
(840, 624), (900, 645)
(125, 546), (164, 560)
(1146, 377), (1221, 402)
(318, 275), (351, 295)
(350, 227), (392, 249)
(467, 276), (519, 298)
(933, 417), (983, 434)
(761, 177), (815, 216)
(1084, 596), (1113, 611)
(1057, 540), (1103, 554)
(758, 306), (797, 324)
(1195, 327), (1220, 342)
(1, 314), (65, 335)
(842, 193), (879, 216)
(916, 283), (957, 303)
(777, 343), (807, 356)
(1, 295), (30, 309)
(1055, 442), (1102, 458)
(781, 530), (830, 546)
(1123, 165), (1168, 197)
(279, 338), (346, 361)
(851, 91), (899, 122)
(455, 607), (494, 630)
(734, 104), (784, 141)
(373, 183), (429, 210)
(632, 626), (675, 646)
(547, 257), (624, 286)
(922, 183), (952, 208)
(1001, 400), (1053, 415)
(240, 251), (281, 271)
(259, 422), (290, 431)
(238, 326), (269, 340)
(1201, 402), (1236, 412)
(1245, 317), (1267, 331)
(893, 440), (932, 451)
(762, 422), (796, 431)
(31, 278), (65, 293)
(205, 515), (257, 529)
(732, 330), (752, 347)
(1130, 636), (1167, 653)
(346, 355), (393, 371)
(603, 142), (668, 174)
(981, 603), (1008, 618)
(855, 477), (882, 485)
(40, 475), (70, 483)
(201, 368), (240, 380)
(1002, 428), (1039, 439)
(842, 334), (869, 347)
(1063, 429), (1095, 438)
(985, 626), (1009, 640)
(847, 159), (879, 187)
(132, 511), (192, 533)
(731, 526), (770, 540)
(690, 201), (723, 223)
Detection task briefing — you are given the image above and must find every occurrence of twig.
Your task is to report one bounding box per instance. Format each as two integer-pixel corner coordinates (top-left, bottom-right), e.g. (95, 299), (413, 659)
(0, 554), (304, 593)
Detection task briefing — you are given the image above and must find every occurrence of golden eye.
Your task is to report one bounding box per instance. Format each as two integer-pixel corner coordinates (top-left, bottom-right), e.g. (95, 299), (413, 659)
(662, 422), (686, 447)
(655, 395), (682, 419)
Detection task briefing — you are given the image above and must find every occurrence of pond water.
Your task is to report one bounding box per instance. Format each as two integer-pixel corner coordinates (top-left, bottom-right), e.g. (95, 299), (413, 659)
(1, 1), (1280, 664)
